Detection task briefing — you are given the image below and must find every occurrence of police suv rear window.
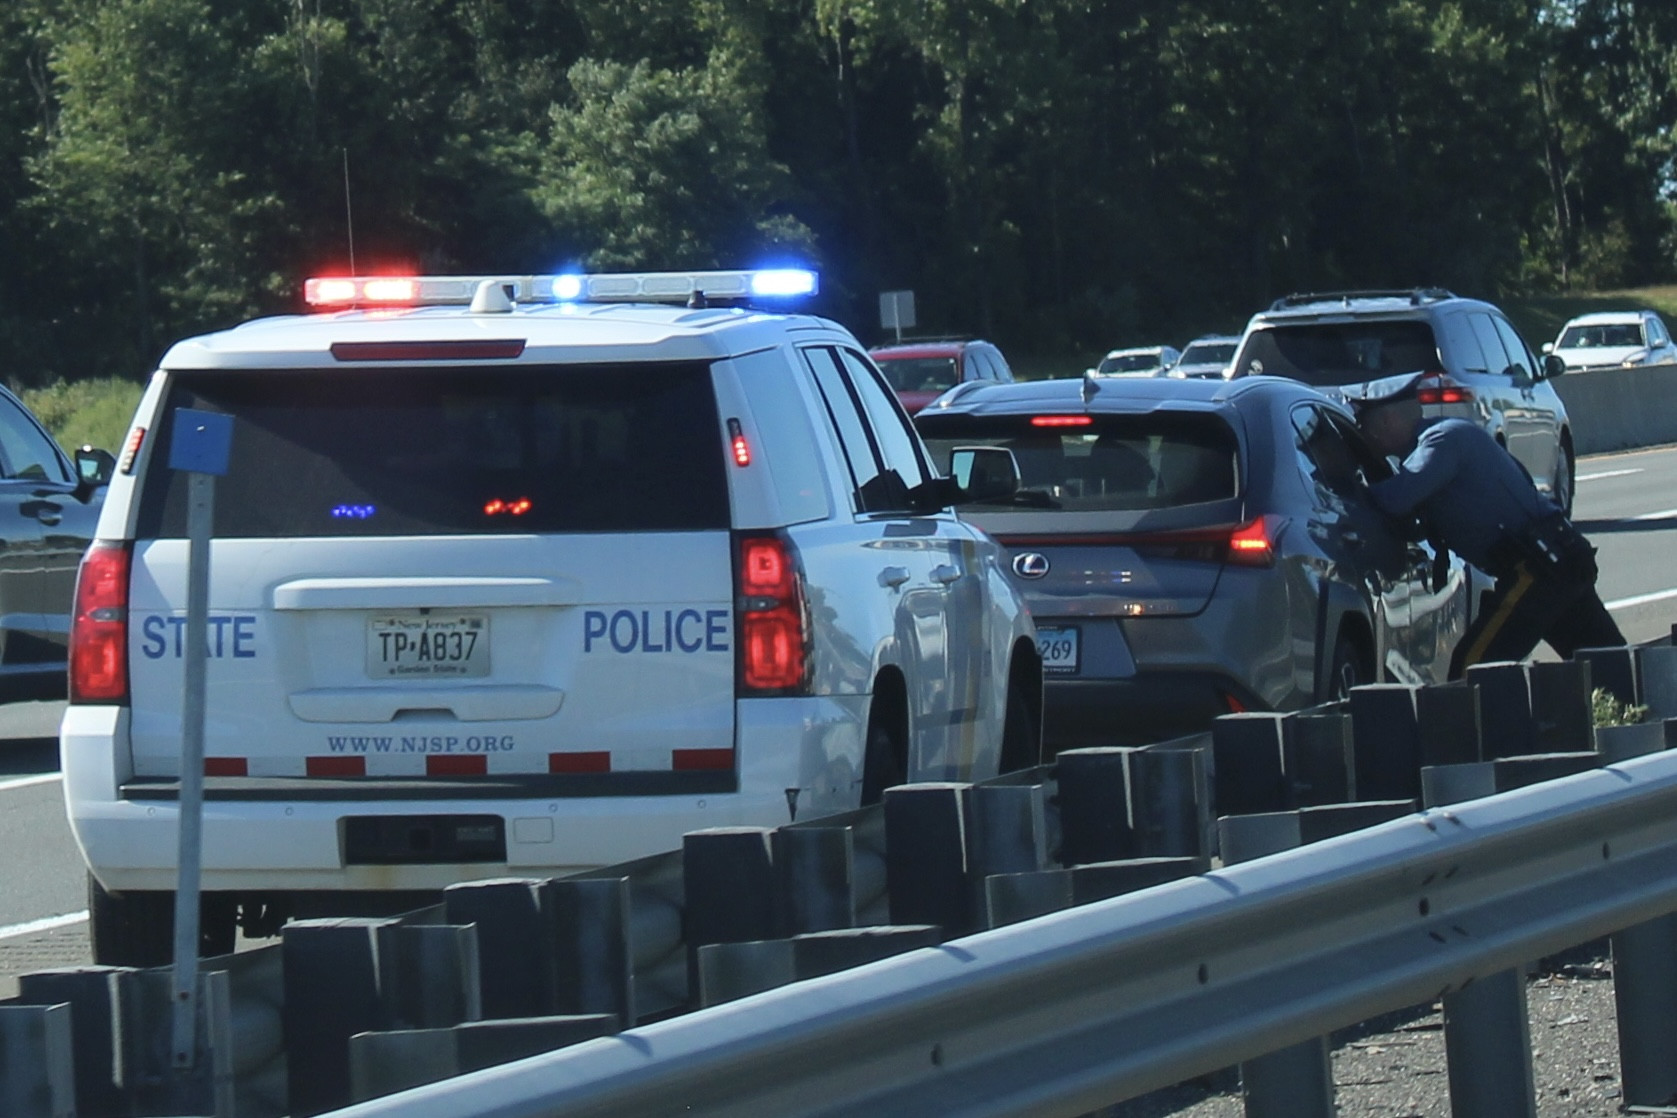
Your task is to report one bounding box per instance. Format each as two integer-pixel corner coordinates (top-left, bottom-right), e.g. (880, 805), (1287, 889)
(1241, 321), (1440, 387)
(136, 364), (729, 537)
(917, 413), (1238, 511)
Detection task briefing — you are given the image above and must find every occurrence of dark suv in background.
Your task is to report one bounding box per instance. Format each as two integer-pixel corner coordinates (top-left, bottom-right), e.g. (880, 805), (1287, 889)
(1228, 289), (1575, 514)
(869, 338), (1017, 415)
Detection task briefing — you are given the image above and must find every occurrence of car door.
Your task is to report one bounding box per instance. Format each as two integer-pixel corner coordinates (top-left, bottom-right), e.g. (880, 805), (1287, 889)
(1289, 403), (1418, 684)
(1490, 314), (1563, 486)
(0, 390), (92, 665)
(799, 346), (974, 782)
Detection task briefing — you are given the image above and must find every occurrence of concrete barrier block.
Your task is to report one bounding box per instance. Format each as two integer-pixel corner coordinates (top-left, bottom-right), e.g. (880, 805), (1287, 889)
(283, 917), (394, 1116)
(1349, 685), (1422, 801)
(982, 869), (1074, 927)
(16, 966), (133, 1117)
(1421, 762), (1497, 808)
(1282, 713), (1354, 805)
(1416, 682), (1482, 767)
(1129, 747), (1208, 858)
(1053, 748), (1136, 865)
(442, 879), (556, 1021)
(1494, 752), (1601, 791)
(1210, 714), (1288, 818)
(773, 825), (856, 934)
(378, 922), (481, 1030)
(550, 877), (634, 1025)
(1298, 800), (1415, 843)
(1466, 662), (1536, 759)
(1528, 660), (1594, 753)
(884, 783), (972, 935)
(1576, 646), (1635, 707)
(0, 1003), (74, 1118)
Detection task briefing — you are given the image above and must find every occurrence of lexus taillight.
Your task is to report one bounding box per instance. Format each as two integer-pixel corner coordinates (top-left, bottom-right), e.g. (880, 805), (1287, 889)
(737, 533), (809, 693)
(1226, 517), (1276, 567)
(70, 541), (131, 704)
(997, 515), (1280, 568)
(1415, 374), (1474, 406)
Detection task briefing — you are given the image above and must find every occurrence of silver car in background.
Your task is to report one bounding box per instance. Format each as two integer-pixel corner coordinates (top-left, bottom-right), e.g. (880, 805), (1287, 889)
(916, 375), (1476, 751)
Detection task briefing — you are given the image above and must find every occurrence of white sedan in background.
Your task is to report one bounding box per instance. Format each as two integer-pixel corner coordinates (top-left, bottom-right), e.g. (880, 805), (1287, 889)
(1544, 310), (1677, 371)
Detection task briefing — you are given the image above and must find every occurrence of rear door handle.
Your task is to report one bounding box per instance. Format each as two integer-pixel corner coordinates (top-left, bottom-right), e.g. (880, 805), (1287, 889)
(931, 564), (962, 584)
(879, 566), (910, 589)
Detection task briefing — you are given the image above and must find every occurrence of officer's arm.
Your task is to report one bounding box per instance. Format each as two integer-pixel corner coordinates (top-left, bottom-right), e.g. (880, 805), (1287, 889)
(1369, 428), (1460, 516)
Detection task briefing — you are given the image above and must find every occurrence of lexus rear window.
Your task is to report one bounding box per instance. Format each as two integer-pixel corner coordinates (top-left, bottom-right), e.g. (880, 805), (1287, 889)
(874, 356), (959, 393)
(137, 364), (729, 538)
(1239, 321), (1440, 387)
(916, 413), (1239, 511)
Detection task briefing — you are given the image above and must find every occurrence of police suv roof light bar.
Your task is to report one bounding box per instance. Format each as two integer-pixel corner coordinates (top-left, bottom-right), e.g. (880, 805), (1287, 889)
(304, 269), (819, 309)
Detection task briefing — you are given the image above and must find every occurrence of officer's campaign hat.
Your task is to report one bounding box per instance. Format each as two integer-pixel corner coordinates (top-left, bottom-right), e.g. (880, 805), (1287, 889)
(1342, 371), (1423, 411)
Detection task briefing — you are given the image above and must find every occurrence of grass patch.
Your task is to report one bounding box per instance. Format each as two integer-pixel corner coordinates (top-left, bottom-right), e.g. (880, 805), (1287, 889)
(19, 377), (144, 455)
(1503, 287), (1677, 351)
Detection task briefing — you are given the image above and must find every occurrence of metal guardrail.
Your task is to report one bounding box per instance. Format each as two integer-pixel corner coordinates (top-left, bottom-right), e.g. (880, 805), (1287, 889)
(327, 746), (1677, 1118)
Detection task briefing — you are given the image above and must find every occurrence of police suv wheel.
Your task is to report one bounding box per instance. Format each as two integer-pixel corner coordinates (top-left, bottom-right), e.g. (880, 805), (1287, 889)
(88, 874), (238, 966)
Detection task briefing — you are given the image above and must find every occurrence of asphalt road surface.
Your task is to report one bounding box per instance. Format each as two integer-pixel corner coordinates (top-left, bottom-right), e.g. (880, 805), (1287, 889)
(2, 444), (1675, 1110)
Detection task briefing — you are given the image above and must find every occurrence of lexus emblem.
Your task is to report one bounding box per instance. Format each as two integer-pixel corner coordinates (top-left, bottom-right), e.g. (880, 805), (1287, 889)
(1013, 552), (1050, 579)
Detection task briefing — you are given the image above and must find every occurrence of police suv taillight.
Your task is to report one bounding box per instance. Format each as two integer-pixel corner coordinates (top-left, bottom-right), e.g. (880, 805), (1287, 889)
(736, 533), (810, 694)
(70, 541), (132, 704)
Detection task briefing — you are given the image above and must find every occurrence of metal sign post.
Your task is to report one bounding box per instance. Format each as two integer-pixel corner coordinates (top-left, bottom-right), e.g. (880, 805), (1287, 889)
(166, 408), (234, 1074)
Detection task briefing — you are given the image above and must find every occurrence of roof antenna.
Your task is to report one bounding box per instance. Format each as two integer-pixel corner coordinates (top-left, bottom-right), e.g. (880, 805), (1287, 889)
(688, 289), (709, 309)
(342, 147), (356, 274)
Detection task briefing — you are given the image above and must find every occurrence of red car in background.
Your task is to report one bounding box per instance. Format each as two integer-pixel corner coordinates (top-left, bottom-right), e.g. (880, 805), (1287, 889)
(868, 338), (1017, 414)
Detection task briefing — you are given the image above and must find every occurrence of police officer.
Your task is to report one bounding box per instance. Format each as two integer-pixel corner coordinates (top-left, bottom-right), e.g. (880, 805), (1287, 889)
(1350, 372), (1624, 678)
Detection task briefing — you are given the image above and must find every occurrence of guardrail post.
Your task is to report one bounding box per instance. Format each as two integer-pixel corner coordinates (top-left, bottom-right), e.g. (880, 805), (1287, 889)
(884, 783), (972, 935)
(550, 877), (635, 1025)
(282, 917), (394, 1117)
(1466, 662), (1535, 758)
(1210, 714), (1287, 818)
(378, 922), (481, 1030)
(1416, 681), (1482, 766)
(1637, 644), (1677, 718)
(1282, 712), (1353, 805)
(16, 966), (133, 1117)
(1218, 811), (1334, 1118)
(1129, 747), (1207, 858)
(0, 1003), (74, 1118)
(965, 781), (1050, 876)
(1349, 684), (1421, 801)
(1422, 764), (1539, 1118)
(442, 879), (557, 1020)
(1527, 660), (1594, 754)
(1054, 748), (1136, 864)
(774, 825), (856, 934)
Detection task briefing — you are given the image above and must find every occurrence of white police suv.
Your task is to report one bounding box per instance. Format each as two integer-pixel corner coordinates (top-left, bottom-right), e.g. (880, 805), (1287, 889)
(63, 269), (1043, 964)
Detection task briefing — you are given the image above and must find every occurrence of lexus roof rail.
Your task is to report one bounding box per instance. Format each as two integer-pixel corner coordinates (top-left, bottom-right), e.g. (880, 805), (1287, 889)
(1266, 288), (1457, 311)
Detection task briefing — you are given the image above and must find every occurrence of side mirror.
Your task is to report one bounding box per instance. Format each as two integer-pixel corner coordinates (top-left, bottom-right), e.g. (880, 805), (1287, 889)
(75, 445), (115, 490)
(1541, 353), (1567, 380)
(949, 446), (1020, 504)
(1541, 342), (1554, 355)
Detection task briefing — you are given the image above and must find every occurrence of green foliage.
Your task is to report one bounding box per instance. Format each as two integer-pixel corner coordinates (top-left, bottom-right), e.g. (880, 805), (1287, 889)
(19, 377), (143, 455)
(1592, 687), (1649, 728)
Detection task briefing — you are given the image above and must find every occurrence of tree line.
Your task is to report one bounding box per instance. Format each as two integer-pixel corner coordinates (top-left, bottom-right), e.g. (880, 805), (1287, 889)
(2, 0), (1673, 386)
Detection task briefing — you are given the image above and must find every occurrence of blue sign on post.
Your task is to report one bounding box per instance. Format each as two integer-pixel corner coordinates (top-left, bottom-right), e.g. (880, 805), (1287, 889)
(168, 409), (234, 476)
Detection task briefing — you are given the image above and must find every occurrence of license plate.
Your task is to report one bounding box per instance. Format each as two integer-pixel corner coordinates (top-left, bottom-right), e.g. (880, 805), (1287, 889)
(1037, 626), (1080, 674)
(367, 615), (490, 679)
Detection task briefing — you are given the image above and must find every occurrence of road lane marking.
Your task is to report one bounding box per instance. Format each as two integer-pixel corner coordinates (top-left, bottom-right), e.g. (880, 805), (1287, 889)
(1606, 587), (1677, 611)
(0, 911), (87, 941)
(0, 772), (60, 793)
(1577, 468), (1644, 482)
(1625, 508), (1677, 522)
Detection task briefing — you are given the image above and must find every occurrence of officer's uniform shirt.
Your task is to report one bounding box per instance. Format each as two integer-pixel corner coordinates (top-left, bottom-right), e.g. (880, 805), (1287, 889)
(1369, 417), (1558, 573)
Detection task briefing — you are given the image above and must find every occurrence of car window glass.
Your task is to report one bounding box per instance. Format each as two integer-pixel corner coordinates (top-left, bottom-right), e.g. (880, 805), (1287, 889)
(1238, 321), (1438, 387)
(1649, 318), (1667, 346)
(988, 349), (1014, 381)
(838, 348), (930, 494)
(1438, 314), (1490, 374)
(1468, 314), (1514, 378)
(969, 350), (994, 381)
(136, 364), (729, 538)
(1491, 317), (1534, 380)
(802, 347), (883, 509)
(728, 349), (831, 524)
(0, 395), (72, 483)
(1291, 405), (1366, 500)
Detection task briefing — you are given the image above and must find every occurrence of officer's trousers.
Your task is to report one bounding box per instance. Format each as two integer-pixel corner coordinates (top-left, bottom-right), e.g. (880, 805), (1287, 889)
(1448, 558), (1626, 679)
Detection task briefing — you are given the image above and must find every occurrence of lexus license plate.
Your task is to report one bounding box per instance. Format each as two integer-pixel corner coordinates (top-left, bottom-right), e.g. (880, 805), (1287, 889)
(1037, 626), (1080, 674)
(367, 615), (490, 679)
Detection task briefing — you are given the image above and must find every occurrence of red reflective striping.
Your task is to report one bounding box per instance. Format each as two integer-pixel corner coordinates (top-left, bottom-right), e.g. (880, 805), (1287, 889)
(329, 340), (526, 361)
(672, 748), (735, 771)
(307, 755), (366, 777)
(428, 755), (488, 776)
(549, 751), (611, 774)
(204, 757), (248, 777)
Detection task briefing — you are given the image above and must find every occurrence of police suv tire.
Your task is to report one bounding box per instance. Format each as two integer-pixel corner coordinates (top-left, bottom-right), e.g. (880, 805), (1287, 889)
(998, 677), (1041, 773)
(88, 873), (239, 967)
(860, 707), (907, 806)
(1555, 442), (1576, 518)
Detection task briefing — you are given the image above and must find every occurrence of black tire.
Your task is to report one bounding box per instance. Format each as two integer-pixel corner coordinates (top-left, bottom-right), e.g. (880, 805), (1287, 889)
(1325, 629), (1373, 703)
(998, 676), (1042, 773)
(88, 873), (238, 967)
(859, 705), (907, 806)
(1554, 440), (1576, 518)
